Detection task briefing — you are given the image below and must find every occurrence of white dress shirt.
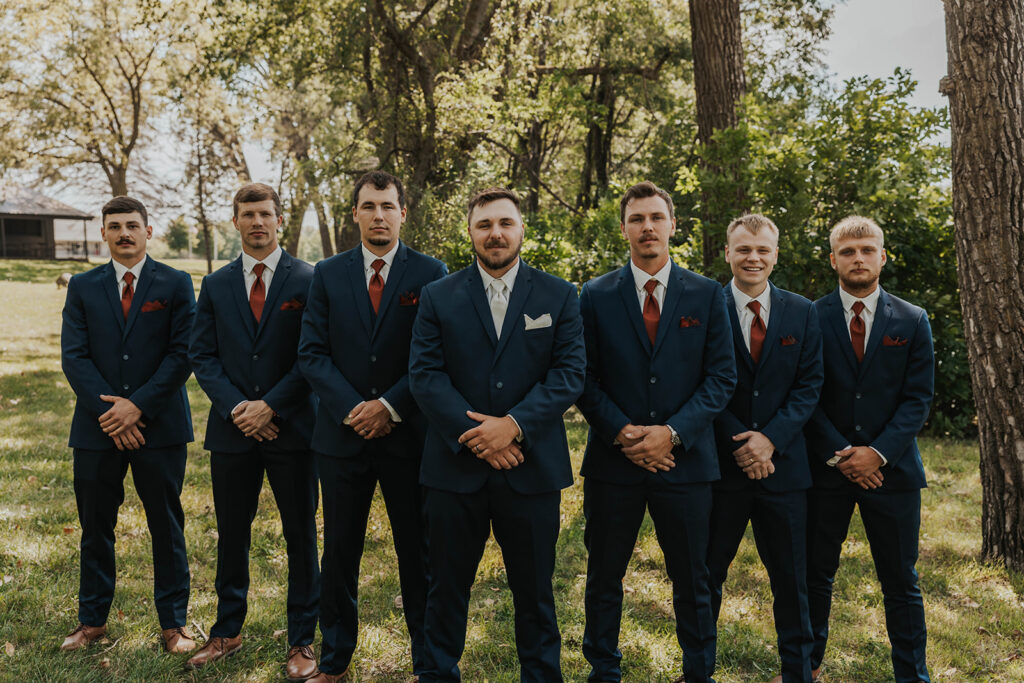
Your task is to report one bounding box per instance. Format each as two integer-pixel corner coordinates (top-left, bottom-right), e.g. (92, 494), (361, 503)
(477, 258), (524, 440)
(361, 241), (399, 285)
(629, 259), (671, 312)
(730, 279), (771, 353)
(112, 255), (147, 297)
(241, 246), (283, 298)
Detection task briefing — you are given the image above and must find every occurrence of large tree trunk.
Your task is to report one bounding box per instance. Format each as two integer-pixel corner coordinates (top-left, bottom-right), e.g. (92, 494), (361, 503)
(689, 0), (746, 277)
(942, 0), (1024, 570)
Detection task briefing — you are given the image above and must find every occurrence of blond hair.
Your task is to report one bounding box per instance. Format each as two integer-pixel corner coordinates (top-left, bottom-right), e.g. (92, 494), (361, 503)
(726, 213), (779, 243)
(829, 215), (884, 250)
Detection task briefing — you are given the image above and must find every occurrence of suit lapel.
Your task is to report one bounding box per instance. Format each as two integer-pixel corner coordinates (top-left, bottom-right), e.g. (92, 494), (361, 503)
(758, 283), (786, 367)
(228, 257), (257, 339)
(616, 264), (651, 354)
(346, 249), (373, 337)
(101, 262), (126, 333)
(122, 257), (157, 340)
(255, 251), (293, 339)
(371, 243), (408, 340)
(493, 262), (532, 363)
(466, 264), (498, 347)
(859, 287), (892, 375)
(724, 285), (754, 372)
(652, 264), (684, 356)
(825, 289), (859, 372)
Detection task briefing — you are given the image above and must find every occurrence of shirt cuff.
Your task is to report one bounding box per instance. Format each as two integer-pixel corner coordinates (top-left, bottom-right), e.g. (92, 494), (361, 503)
(869, 446), (888, 466)
(826, 444), (852, 467)
(507, 414), (524, 443)
(378, 397), (401, 423)
(231, 400), (247, 419)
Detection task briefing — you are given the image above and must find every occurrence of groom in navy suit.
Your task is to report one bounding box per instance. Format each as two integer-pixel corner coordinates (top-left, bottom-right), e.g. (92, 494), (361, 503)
(576, 181), (736, 683)
(706, 214), (823, 683)
(409, 187), (585, 682)
(299, 171), (447, 682)
(60, 196), (197, 654)
(187, 183), (320, 679)
(805, 216), (934, 683)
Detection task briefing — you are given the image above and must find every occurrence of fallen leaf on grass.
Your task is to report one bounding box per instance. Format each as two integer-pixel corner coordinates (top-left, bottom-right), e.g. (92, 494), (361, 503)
(2, 576), (12, 585)
(27, 476), (37, 484)
(623, 586), (635, 594)
(98, 657), (111, 668)
(1002, 653), (1021, 662)
(273, 630), (286, 639)
(939, 668), (959, 678)
(117, 609), (125, 621)
(977, 626), (991, 635)
(4, 642), (13, 656)
(62, 526), (75, 535)
(394, 594), (404, 609)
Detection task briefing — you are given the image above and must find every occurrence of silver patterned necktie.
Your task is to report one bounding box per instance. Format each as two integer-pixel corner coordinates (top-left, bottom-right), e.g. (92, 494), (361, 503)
(489, 279), (509, 338)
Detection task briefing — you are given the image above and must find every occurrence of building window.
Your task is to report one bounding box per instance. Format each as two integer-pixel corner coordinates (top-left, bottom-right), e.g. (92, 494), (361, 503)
(4, 218), (44, 237)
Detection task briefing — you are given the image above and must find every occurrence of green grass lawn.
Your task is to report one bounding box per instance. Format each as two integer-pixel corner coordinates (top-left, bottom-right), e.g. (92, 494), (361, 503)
(1, 259), (1021, 681)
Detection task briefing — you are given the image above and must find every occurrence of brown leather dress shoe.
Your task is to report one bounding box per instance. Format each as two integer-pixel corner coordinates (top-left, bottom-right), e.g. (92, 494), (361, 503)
(161, 626), (197, 653)
(185, 635), (242, 668)
(307, 668), (349, 682)
(286, 644), (318, 681)
(60, 623), (107, 651)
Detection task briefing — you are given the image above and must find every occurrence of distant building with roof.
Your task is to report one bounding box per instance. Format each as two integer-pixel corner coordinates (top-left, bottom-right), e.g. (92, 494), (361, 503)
(0, 183), (100, 260)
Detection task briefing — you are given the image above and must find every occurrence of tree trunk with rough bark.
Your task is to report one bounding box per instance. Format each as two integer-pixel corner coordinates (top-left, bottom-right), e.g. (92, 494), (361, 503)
(941, 0), (1024, 570)
(689, 0), (746, 277)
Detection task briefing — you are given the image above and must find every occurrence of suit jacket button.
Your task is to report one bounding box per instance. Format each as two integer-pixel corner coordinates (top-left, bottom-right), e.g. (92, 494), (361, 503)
(370, 355), (377, 363)
(649, 410), (657, 418)
(855, 393), (862, 399)
(252, 354), (259, 361)
(122, 354), (129, 360)
(370, 388), (377, 396)
(254, 385), (261, 392)
(122, 384), (129, 390)
(752, 421), (759, 428)
(855, 425), (862, 431)
(753, 390), (759, 397)
(649, 376), (657, 384)
(496, 381), (504, 389)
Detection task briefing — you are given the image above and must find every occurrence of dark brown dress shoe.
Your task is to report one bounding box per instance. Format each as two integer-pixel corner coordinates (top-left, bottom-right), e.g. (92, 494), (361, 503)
(185, 635), (242, 668)
(162, 626), (197, 653)
(286, 644), (318, 681)
(60, 623), (107, 651)
(306, 668), (349, 682)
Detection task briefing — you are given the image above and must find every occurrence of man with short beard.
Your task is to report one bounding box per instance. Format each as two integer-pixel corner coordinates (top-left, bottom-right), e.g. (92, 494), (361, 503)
(299, 171), (447, 682)
(409, 187), (586, 682)
(805, 216), (934, 683)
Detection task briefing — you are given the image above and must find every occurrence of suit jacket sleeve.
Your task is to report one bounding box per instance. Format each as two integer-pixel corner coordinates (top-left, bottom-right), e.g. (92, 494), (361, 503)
(714, 407), (749, 446)
(871, 309), (934, 466)
(188, 277), (248, 420)
(807, 404), (849, 462)
(575, 284), (631, 444)
(61, 275), (117, 418)
(298, 264), (364, 424)
(665, 284), (737, 449)
(759, 304), (825, 453)
(506, 285), (586, 448)
(408, 285), (478, 453)
(379, 260), (448, 419)
(129, 270), (196, 417)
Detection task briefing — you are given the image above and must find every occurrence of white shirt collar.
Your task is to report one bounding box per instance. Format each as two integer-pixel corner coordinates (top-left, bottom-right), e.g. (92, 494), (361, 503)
(839, 285), (880, 315)
(478, 258), (520, 293)
(630, 259), (672, 293)
(731, 279), (771, 314)
(361, 241), (399, 271)
(112, 255), (147, 283)
(242, 245), (283, 274)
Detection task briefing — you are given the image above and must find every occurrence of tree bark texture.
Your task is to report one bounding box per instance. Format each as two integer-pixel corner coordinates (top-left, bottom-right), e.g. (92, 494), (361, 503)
(942, 0), (1024, 570)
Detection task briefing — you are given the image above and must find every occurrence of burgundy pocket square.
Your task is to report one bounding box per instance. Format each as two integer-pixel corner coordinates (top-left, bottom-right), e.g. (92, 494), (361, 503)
(140, 299), (167, 313)
(679, 316), (701, 328)
(883, 335), (909, 347)
(780, 335), (798, 346)
(399, 292), (420, 306)
(280, 298), (304, 311)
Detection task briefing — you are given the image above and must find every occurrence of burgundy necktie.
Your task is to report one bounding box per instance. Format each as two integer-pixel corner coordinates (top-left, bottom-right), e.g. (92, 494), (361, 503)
(643, 279), (660, 346)
(250, 263), (266, 322)
(121, 272), (134, 320)
(748, 300), (766, 363)
(850, 300), (866, 362)
(368, 259), (385, 314)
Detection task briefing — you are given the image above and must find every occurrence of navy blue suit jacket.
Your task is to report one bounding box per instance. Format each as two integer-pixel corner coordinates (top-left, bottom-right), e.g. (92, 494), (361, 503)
(189, 251), (316, 453)
(61, 257), (195, 450)
(713, 282), (823, 492)
(409, 261), (586, 495)
(806, 287), (934, 490)
(576, 262), (736, 485)
(298, 242), (447, 459)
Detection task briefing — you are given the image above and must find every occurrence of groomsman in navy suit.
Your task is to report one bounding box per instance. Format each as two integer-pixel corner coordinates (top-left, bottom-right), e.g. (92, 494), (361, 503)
(705, 214), (823, 683)
(299, 171), (447, 682)
(409, 187), (585, 682)
(60, 196), (197, 654)
(576, 181), (736, 683)
(187, 183), (320, 679)
(806, 216), (934, 683)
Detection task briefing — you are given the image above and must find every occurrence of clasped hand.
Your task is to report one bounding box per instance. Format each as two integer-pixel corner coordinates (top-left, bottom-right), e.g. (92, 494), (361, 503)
(835, 446), (884, 489)
(347, 399), (395, 440)
(459, 411), (523, 470)
(233, 400), (279, 441)
(618, 424), (675, 473)
(98, 395), (145, 451)
(731, 430), (776, 480)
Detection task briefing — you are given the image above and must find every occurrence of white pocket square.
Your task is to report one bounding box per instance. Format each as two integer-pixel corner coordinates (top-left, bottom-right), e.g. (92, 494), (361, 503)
(524, 313), (553, 330)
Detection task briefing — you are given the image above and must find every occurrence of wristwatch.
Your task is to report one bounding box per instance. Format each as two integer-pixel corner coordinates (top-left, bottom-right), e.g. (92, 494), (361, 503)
(666, 425), (682, 446)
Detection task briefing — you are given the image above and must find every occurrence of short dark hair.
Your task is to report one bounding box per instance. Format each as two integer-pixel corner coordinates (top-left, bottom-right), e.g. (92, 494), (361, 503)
(619, 181), (674, 223)
(102, 196), (148, 227)
(353, 171), (405, 209)
(466, 187), (522, 224)
(233, 183), (282, 217)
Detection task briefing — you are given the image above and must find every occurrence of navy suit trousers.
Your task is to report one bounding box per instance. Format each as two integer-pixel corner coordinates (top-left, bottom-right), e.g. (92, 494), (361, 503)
(208, 445), (320, 645)
(73, 445), (189, 629)
(582, 476), (716, 683)
(706, 486), (812, 683)
(419, 474), (562, 683)
(807, 487), (929, 683)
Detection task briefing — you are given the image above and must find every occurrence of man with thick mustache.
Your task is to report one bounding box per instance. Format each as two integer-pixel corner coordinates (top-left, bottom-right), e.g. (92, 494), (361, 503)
(60, 196), (197, 655)
(409, 187), (586, 682)
(576, 181), (735, 683)
(805, 216), (934, 683)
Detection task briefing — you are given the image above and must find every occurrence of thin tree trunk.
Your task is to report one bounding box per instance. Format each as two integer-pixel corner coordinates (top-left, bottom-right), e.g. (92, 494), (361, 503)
(942, 0), (1024, 570)
(314, 196), (334, 258)
(195, 127), (213, 274)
